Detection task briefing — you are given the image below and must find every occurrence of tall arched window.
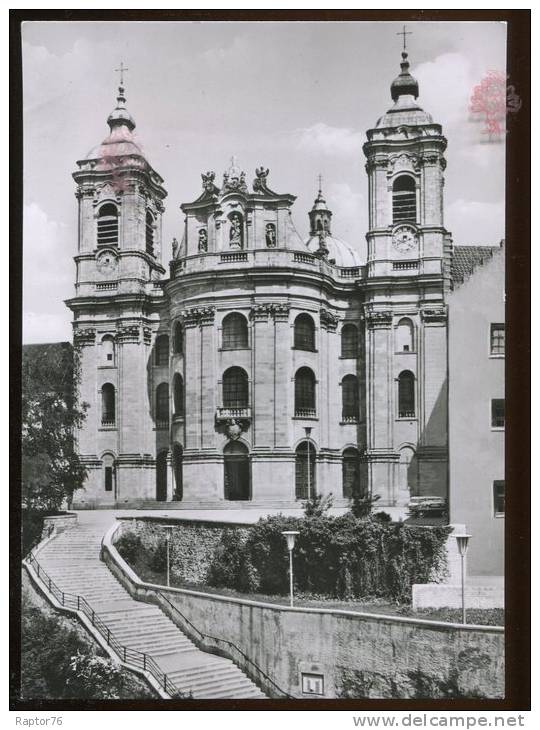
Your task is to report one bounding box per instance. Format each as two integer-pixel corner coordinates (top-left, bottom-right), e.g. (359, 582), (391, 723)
(294, 314), (316, 351)
(342, 447), (360, 498)
(395, 317), (414, 352)
(295, 367), (316, 417)
(97, 203), (118, 246)
(101, 383), (116, 425)
(174, 321), (184, 355)
(146, 211), (155, 255)
(398, 370), (415, 418)
(172, 443), (183, 501)
(155, 335), (169, 366)
(392, 175), (416, 224)
(101, 335), (115, 366)
(173, 373), (184, 417)
(224, 441), (250, 501)
(295, 441), (316, 499)
(223, 367), (249, 409)
(155, 382), (169, 426)
(342, 375), (359, 422)
(341, 324), (358, 358)
(222, 313), (249, 350)
(102, 452), (115, 494)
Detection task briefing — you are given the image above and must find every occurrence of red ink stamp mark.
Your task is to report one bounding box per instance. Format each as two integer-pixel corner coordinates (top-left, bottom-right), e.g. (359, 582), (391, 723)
(469, 70), (522, 140)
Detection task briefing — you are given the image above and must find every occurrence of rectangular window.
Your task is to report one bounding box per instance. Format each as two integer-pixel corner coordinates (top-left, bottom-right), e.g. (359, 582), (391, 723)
(105, 467), (113, 492)
(491, 399), (505, 429)
(301, 673), (325, 696)
(490, 323), (505, 356)
(493, 480), (505, 516)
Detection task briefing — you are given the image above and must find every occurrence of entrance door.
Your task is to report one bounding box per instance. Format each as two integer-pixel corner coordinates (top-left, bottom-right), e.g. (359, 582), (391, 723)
(156, 450), (168, 502)
(224, 442), (250, 501)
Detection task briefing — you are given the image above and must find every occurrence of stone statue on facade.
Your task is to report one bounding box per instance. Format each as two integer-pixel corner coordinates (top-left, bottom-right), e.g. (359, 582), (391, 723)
(198, 228), (208, 252)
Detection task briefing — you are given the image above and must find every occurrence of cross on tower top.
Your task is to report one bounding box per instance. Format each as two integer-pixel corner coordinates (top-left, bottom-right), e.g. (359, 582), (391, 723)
(115, 61), (129, 86)
(397, 25), (412, 51)
(317, 173), (323, 193)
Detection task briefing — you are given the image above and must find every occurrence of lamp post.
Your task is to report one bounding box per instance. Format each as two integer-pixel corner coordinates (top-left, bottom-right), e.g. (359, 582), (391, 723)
(304, 426), (312, 499)
(454, 532), (471, 624)
(165, 524), (173, 587)
(282, 530), (300, 607)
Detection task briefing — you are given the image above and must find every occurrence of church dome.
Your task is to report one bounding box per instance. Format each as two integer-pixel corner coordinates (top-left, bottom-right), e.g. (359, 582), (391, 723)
(375, 51), (434, 129)
(304, 234), (363, 268)
(391, 52), (419, 101)
(84, 83), (149, 166)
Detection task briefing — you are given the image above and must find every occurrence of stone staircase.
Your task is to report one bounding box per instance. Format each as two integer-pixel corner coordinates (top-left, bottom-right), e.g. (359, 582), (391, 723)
(35, 523), (266, 699)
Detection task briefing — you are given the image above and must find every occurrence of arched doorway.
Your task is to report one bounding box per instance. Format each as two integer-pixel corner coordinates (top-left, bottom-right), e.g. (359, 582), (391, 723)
(398, 446), (418, 506)
(295, 441), (316, 500)
(173, 443), (183, 501)
(156, 450), (168, 502)
(224, 442), (250, 501)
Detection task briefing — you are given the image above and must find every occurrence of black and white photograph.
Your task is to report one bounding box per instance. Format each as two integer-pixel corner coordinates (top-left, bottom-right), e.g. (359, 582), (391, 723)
(11, 10), (530, 714)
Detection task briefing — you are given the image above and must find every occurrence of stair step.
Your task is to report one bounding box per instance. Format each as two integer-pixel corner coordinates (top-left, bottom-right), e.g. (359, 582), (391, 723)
(34, 522), (269, 699)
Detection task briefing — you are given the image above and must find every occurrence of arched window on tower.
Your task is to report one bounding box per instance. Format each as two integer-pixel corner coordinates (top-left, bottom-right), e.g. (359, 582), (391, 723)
(295, 367), (316, 417)
(174, 321), (184, 355)
(97, 203), (118, 247)
(395, 318), (414, 352)
(146, 211), (155, 255)
(222, 367), (249, 410)
(101, 335), (115, 366)
(342, 447), (361, 499)
(173, 373), (184, 417)
(392, 175), (416, 224)
(398, 370), (415, 418)
(295, 441), (316, 500)
(341, 324), (358, 358)
(155, 335), (169, 366)
(155, 382), (169, 427)
(342, 375), (360, 422)
(102, 452), (115, 494)
(101, 383), (116, 426)
(294, 314), (316, 351)
(222, 313), (249, 350)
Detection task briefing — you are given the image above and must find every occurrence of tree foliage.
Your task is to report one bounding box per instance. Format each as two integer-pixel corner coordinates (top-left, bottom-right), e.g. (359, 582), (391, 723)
(22, 343), (88, 511)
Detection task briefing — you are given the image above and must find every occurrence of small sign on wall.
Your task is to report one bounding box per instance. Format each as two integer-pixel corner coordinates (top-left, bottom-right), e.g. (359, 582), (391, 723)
(301, 672), (325, 696)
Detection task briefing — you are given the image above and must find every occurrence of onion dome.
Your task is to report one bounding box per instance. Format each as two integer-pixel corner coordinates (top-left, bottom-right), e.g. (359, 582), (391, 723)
(375, 50), (433, 128)
(391, 51), (419, 101)
(84, 83), (146, 163)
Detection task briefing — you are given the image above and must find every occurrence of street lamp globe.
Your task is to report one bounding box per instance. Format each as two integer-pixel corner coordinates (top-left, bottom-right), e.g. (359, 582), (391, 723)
(454, 532), (471, 557)
(282, 530), (300, 552)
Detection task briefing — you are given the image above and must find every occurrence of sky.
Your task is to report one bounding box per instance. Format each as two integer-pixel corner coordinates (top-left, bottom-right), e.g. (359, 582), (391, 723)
(22, 20), (507, 344)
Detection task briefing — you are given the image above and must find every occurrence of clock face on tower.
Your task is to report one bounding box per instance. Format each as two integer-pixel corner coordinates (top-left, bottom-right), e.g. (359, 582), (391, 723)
(96, 250), (118, 277)
(392, 224), (417, 253)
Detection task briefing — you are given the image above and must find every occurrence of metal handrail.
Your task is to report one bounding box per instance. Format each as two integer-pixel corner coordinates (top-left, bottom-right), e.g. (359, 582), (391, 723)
(25, 551), (182, 699)
(155, 588), (291, 698)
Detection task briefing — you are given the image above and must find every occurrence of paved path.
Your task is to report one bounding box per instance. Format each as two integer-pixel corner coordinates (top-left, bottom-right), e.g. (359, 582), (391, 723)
(36, 511), (266, 699)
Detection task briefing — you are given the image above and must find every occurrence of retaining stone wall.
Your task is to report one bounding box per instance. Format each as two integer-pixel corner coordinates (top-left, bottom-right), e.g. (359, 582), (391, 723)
(119, 517), (250, 585)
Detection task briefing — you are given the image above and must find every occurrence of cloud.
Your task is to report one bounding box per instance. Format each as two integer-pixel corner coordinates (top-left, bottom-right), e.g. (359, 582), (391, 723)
(296, 123), (364, 157)
(446, 198), (504, 247)
(326, 181), (366, 244)
(23, 203), (73, 344)
(414, 53), (473, 130)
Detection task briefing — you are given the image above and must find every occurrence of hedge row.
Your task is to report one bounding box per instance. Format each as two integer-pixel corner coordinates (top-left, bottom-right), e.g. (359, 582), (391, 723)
(206, 514), (451, 603)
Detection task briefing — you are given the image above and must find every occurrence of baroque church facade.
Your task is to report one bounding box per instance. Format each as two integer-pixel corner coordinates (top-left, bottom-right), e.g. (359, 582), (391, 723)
(68, 51), (452, 509)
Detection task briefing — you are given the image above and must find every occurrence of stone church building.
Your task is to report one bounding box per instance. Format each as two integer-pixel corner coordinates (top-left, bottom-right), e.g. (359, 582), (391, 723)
(67, 51), (466, 510)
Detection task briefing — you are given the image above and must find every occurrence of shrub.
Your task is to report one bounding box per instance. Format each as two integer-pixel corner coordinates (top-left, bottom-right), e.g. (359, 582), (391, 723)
(115, 532), (144, 566)
(149, 540), (168, 573)
(207, 528), (257, 593)
(303, 492), (334, 517)
(65, 652), (127, 699)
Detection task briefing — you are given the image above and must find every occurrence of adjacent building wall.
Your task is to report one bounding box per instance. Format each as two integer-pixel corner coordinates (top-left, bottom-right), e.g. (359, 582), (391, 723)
(448, 246), (505, 576)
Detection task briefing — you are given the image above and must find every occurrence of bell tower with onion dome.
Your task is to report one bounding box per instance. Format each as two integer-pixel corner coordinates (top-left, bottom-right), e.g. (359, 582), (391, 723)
(361, 34), (451, 509)
(67, 71), (171, 509)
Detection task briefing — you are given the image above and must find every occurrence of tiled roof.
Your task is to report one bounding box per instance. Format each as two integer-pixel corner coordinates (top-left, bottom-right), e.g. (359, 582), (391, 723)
(451, 245), (501, 288)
